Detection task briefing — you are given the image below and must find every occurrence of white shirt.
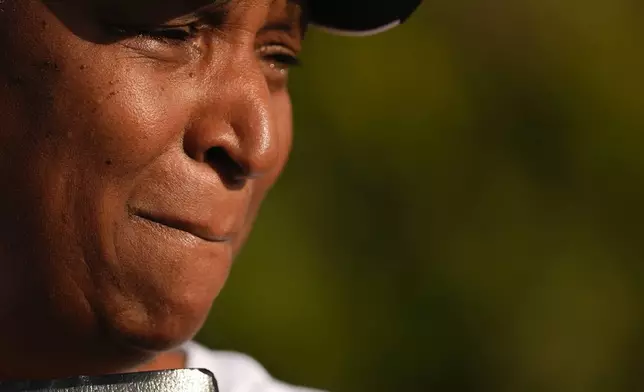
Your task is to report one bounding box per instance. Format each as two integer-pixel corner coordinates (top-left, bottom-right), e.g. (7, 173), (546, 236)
(182, 341), (326, 392)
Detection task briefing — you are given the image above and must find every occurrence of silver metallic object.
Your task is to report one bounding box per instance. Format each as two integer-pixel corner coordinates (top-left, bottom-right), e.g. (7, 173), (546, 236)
(0, 369), (218, 392)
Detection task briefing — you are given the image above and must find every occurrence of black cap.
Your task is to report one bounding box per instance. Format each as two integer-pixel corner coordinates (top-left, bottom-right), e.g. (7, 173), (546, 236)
(309, 0), (422, 36)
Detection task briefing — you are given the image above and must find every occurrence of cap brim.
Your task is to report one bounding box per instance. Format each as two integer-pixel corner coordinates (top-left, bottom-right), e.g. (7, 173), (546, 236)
(309, 0), (422, 36)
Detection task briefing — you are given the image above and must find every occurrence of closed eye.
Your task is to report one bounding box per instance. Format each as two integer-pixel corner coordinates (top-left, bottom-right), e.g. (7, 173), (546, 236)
(109, 24), (199, 44)
(267, 52), (301, 68)
(258, 44), (301, 70)
(144, 27), (195, 41)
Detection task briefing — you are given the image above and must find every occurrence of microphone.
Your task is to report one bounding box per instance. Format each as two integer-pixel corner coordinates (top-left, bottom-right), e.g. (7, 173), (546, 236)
(0, 369), (218, 392)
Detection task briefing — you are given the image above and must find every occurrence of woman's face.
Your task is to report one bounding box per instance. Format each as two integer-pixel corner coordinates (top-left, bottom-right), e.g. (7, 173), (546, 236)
(0, 0), (304, 378)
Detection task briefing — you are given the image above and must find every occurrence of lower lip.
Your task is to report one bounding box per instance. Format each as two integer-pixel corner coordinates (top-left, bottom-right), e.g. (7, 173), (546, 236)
(130, 214), (231, 245)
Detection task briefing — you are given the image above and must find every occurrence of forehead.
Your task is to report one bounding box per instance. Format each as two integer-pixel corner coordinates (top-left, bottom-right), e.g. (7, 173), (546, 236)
(93, 0), (304, 24)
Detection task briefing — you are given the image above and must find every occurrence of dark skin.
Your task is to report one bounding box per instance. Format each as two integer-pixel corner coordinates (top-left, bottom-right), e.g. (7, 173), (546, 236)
(0, 0), (305, 380)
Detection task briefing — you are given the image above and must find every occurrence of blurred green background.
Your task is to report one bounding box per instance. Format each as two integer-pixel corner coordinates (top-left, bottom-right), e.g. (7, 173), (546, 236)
(196, 1), (644, 391)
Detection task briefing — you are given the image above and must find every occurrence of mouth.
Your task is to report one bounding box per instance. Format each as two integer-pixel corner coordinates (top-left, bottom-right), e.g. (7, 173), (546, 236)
(130, 209), (233, 244)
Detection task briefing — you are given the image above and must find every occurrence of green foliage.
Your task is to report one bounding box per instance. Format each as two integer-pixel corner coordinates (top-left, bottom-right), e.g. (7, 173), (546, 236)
(197, 1), (644, 390)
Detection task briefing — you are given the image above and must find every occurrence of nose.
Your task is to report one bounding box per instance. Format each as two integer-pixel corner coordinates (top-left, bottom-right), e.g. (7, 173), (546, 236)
(183, 56), (280, 189)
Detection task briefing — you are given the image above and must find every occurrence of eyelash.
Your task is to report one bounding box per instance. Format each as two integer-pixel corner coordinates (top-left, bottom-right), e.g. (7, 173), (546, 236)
(113, 25), (301, 70)
(146, 27), (195, 41)
(258, 44), (302, 69)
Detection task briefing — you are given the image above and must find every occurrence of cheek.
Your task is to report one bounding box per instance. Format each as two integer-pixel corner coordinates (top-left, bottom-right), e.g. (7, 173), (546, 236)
(61, 67), (191, 177)
(271, 90), (295, 176)
(0, 3), (189, 174)
(0, 19), (202, 293)
(0, 10), (188, 262)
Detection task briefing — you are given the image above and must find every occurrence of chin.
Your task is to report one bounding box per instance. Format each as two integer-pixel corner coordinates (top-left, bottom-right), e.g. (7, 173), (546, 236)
(109, 287), (221, 355)
(89, 214), (235, 354)
(96, 259), (229, 355)
(105, 310), (207, 354)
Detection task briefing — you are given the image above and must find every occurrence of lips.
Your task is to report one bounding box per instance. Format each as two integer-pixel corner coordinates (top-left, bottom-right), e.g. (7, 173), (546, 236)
(131, 209), (233, 243)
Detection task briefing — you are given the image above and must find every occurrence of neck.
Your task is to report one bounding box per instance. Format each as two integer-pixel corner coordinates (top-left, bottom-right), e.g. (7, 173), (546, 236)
(133, 349), (187, 373)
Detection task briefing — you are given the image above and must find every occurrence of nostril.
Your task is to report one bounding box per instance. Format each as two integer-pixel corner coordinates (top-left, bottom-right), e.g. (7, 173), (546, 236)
(205, 147), (248, 190)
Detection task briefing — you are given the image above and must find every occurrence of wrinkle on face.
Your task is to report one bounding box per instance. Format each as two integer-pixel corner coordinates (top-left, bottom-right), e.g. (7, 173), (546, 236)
(0, 0), (300, 379)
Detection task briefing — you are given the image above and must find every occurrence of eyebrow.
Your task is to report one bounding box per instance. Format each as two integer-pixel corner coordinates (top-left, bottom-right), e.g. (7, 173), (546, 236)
(182, 0), (232, 8)
(194, 0), (308, 39)
(262, 0), (309, 38)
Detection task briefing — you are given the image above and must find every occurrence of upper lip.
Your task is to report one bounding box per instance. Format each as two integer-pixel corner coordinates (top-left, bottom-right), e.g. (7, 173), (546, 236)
(132, 209), (233, 243)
